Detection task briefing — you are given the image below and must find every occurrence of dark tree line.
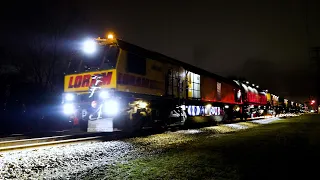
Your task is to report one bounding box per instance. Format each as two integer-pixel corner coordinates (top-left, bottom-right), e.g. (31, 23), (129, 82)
(0, 1), (88, 134)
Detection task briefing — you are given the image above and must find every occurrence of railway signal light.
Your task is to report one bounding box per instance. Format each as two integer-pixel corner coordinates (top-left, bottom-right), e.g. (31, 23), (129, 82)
(311, 100), (315, 105)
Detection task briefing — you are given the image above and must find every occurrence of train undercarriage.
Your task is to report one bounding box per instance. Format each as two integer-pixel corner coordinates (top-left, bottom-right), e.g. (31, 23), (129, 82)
(64, 91), (252, 133)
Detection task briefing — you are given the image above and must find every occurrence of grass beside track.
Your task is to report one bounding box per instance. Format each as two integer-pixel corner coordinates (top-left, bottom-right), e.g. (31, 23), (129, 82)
(94, 115), (320, 180)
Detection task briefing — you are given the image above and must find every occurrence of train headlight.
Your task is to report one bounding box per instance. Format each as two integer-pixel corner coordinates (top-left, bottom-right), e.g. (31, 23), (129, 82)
(65, 93), (75, 101)
(99, 91), (110, 99)
(83, 39), (97, 54)
(63, 103), (75, 115)
(137, 101), (148, 109)
(103, 99), (119, 116)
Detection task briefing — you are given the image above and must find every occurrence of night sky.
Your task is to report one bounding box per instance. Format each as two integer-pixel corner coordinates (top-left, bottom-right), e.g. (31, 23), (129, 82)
(2, 0), (320, 102)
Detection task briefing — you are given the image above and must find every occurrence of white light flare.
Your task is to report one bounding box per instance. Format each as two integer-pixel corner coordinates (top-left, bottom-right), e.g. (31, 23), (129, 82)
(99, 91), (109, 99)
(63, 103), (75, 115)
(65, 93), (75, 101)
(82, 39), (97, 54)
(104, 100), (120, 116)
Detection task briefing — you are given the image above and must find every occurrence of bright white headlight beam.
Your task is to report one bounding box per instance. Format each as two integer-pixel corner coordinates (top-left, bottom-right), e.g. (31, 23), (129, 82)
(63, 103), (75, 115)
(65, 93), (75, 101)
(82, 39), (97, 54)
(99, 91), (109, 99)
(104, 100), (119, 116)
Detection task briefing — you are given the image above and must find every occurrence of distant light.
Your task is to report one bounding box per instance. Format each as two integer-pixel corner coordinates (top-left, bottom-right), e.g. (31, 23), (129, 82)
(82, 39), (97, 54)
(246, 81), (249, 84)
(225, 105), (229, 108)
(256, 85), (259, 88)
(252, 84), (255, 86)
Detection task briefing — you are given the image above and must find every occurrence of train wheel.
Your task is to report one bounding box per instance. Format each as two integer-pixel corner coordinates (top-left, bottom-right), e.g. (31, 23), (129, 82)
(151, 117), (168, 133)
(167, 108), (187, 126)
(122, 112), (144, 134)
(79, 118), (88, 132)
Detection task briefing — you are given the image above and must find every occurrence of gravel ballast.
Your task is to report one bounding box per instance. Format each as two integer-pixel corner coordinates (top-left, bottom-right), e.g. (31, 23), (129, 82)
(0, 140), (149, 180)
(0, 117), (285, 179)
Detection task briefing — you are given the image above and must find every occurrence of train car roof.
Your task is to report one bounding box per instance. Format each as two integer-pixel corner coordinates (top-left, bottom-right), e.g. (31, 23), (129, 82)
(117, 39), (238, 86)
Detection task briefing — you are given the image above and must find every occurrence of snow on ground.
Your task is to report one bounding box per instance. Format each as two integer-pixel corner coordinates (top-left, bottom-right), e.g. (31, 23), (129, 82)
(0, 140), (150, 180)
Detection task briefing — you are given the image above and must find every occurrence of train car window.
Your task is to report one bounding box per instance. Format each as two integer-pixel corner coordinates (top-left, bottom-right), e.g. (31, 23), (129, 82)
(188, 72), (201, 99)
(101, 46), (119, 70)
(80, 45), (106, 72)
(66, 58), (81, 74)
(167, 69), (179, 97)
(235, 89), (241, 102)
(217, 82), (221, 101)
(127, 53), (146, 75)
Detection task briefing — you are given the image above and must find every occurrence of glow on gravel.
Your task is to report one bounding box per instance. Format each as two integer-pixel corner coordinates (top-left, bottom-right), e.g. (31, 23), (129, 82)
(251, 117), (280, 124)
(223, 124), (248, 130)
(174, 129), (203, 134)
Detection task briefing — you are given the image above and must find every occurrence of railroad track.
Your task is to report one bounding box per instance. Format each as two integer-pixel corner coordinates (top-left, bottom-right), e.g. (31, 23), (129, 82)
(0, 129), (86, 141)
(0, 114), (301, 152)
(0, 132), (121, 152)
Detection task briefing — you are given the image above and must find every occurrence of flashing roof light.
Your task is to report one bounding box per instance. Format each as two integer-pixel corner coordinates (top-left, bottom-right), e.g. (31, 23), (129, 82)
(107, 33), (114, 40)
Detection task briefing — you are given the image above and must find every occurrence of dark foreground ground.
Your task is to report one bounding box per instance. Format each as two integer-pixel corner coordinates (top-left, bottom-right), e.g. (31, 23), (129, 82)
(87, 114), (320, 180)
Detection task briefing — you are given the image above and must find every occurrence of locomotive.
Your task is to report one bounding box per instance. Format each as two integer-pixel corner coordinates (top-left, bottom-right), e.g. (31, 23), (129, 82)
(61, 34), (300, 132)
